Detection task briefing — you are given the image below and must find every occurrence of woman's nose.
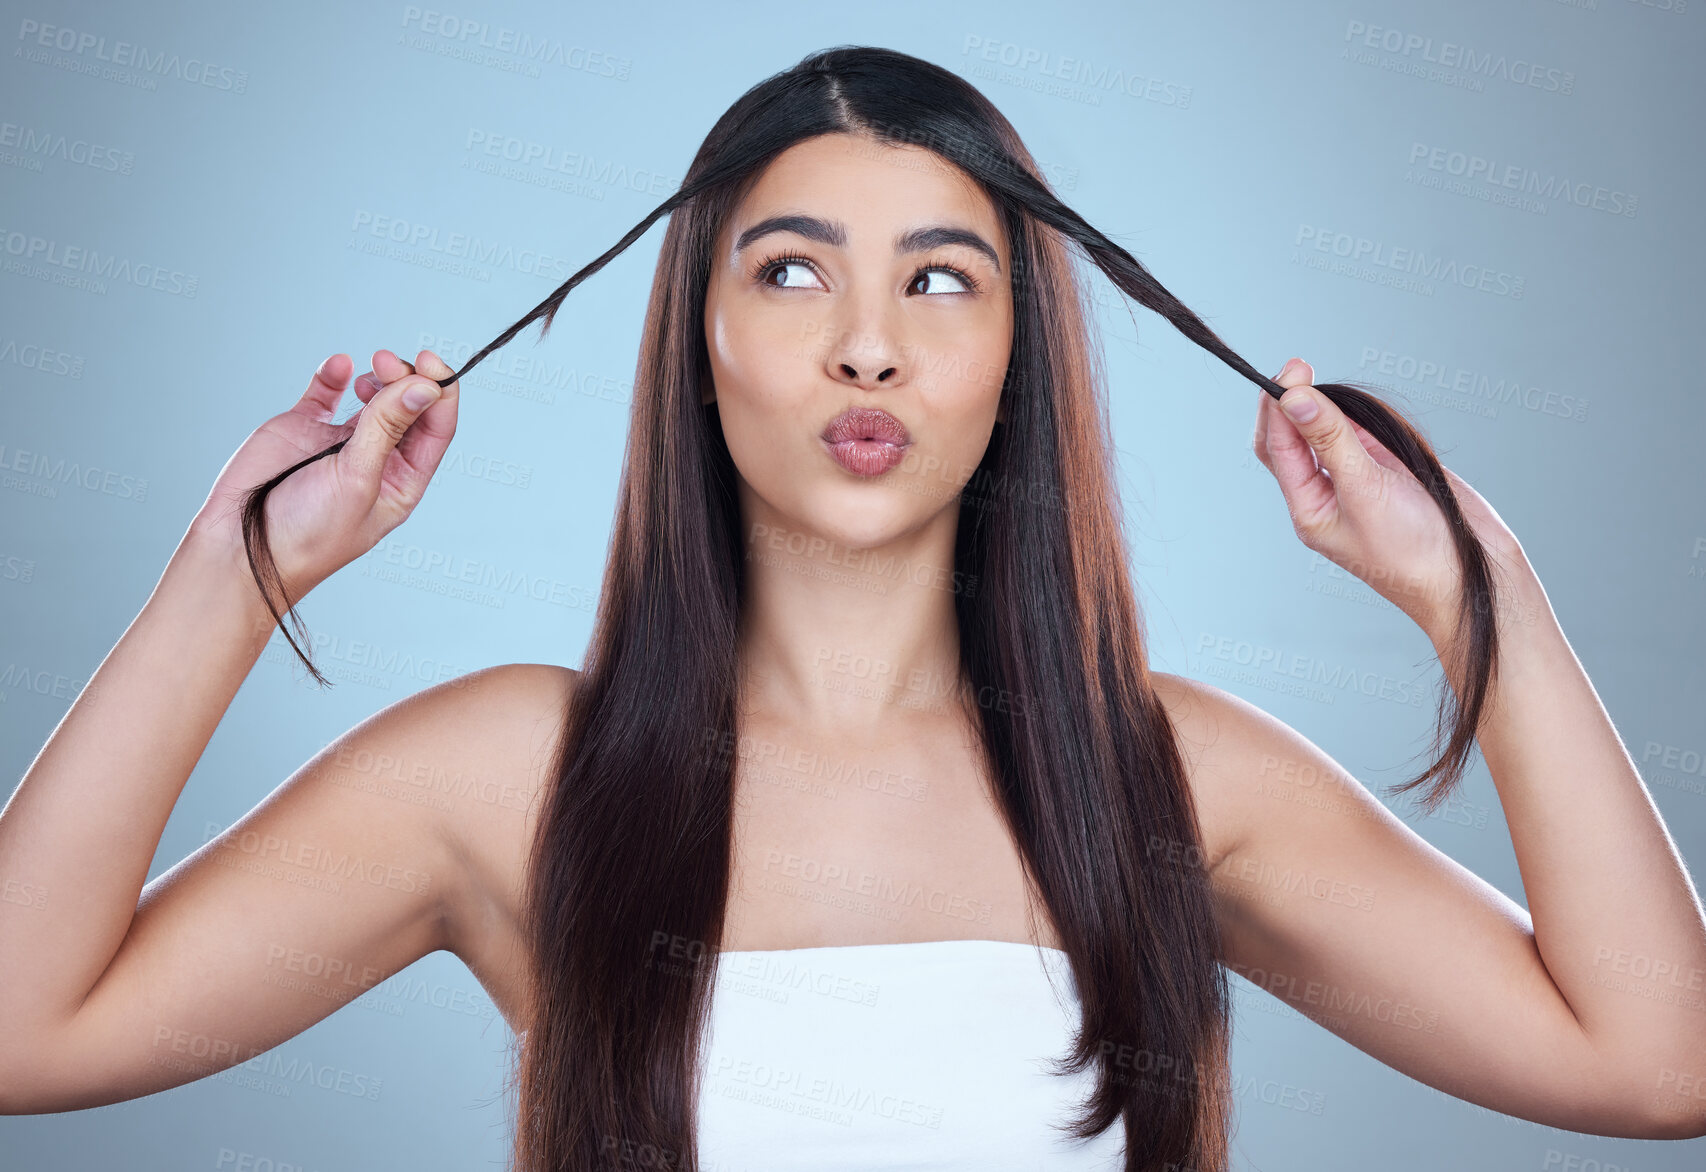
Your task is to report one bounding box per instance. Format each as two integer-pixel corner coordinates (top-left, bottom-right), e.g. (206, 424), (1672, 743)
(835, 358), (899, 385)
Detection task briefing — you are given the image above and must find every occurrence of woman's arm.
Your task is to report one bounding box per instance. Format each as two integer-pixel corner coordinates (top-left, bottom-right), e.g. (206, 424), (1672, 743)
(1185, 359), (1706, 1138)
(0, 526), (476, 1113)
(0, 530), (283, 1055)
(0, 348), (499, 1112)
(1172, 565), (1706, 1140)
(1423, 553), (1706, 1129)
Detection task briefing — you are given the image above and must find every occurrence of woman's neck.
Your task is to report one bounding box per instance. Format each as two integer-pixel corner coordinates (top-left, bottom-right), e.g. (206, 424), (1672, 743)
(733, 504), (969, 735)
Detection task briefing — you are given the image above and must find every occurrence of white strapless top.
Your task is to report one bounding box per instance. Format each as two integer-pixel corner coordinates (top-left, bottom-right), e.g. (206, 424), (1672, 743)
(695, 938), (1127, 1171)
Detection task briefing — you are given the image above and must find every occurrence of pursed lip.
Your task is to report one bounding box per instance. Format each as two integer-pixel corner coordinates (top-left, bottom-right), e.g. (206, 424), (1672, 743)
(820, 405), (913, 447)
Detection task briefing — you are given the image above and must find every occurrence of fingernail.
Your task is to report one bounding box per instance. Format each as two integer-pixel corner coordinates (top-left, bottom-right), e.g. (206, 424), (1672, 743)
(402, 382), (440, 411)
(1280, 390), (1318, 424)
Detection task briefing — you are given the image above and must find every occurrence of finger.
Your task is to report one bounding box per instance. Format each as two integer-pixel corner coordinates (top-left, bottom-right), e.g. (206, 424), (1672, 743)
(1263, 381), (1331, 501)
(1253, 389), (1273, 467)
(418, 347), (459, 393)
(392, 348), (460, 476)
(1253, 358), (1305, 467)
(1270, 357), (1404, 478)
(373, 349), (416, 382)
(1275, 365), (1378, 494)
(297, 354), (352, 421)
(339, 373), (444, 508)
(350, 349), (419, 414)
(1276, 357), (1313, 391)
(352, 370), (385, 406)
(1261, 360), (1346, 534)
(416, 348), (457, 394)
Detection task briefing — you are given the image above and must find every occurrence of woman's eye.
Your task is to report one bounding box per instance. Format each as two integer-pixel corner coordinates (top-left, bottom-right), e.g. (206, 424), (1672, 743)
(757, 259), (974, 295)
(762, 261), (824, 290)
(910, 268), (972, 296)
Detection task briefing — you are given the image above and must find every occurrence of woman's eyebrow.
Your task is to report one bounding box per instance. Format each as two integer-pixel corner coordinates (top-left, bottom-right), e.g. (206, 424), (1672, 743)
(733, 213), (1002, 273)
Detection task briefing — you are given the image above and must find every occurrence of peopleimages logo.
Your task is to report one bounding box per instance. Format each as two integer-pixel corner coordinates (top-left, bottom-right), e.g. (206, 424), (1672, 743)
(0, 120), (135, 175)
(1355, 347), (1588, 422)
(1407, 142), (1638, 218)
(0, 338), (85, 378)
(0, 226), (199, 297)
(1342, 20), (1575, 95)
(1294, 225), (1525, 299)
(0, 439), (150, 501)
(960, 35), (1193, 108)
(399, 6), (631, 79)
(14, 18), (249, 93)
(348, 210), (572, 282)
(462, 130), (678, 198)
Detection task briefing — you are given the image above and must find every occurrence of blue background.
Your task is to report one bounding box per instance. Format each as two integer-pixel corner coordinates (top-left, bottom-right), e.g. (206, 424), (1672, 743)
(2, 0), (1702, 1168)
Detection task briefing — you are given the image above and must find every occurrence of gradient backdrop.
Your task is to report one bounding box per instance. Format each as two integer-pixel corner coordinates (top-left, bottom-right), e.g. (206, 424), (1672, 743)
(2, 0), (1703, 1169)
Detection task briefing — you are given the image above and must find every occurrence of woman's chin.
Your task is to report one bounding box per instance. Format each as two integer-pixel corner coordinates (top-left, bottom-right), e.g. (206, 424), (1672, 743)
(797, 483), (943, 548)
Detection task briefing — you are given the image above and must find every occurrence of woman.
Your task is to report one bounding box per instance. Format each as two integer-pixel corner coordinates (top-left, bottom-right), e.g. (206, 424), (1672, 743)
(3, 44), (1702, 1172)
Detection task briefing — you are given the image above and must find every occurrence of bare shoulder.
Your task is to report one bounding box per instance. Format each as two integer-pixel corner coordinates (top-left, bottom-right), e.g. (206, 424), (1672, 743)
(423, 662), (578, 1022)
(26, 662), (580, 1109)
(1148, 669), (1294, 877)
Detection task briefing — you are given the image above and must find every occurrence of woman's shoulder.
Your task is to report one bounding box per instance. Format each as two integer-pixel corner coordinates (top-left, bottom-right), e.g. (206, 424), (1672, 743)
(440, 661), (580, 827)
(1146, 669), (1284, 879)
(439, 661), (579, 771)
(420, 662), (579, 1024)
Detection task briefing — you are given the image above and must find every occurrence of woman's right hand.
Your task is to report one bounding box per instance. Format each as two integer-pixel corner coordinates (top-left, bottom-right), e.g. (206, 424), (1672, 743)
(190, 348), (460, 603)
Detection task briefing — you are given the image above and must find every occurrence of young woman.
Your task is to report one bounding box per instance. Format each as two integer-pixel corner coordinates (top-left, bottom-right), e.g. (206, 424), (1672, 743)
(3, 44), (1703, 1172)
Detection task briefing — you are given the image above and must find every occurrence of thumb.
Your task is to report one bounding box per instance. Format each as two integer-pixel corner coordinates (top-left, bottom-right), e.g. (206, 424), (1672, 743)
(1275, 363), (1368, 485)
(340, 374), (442, 496)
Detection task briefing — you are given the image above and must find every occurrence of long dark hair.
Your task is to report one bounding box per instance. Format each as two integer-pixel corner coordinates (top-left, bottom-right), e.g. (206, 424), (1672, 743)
(239, 45), (1502, 1172)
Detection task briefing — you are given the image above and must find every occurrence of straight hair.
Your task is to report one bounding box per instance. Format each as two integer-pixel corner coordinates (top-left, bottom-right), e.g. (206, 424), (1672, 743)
(238, 45), (1502, 1172)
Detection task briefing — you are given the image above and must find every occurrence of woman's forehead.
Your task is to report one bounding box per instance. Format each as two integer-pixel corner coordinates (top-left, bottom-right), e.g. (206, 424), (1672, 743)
(722, 134), (1006, 258)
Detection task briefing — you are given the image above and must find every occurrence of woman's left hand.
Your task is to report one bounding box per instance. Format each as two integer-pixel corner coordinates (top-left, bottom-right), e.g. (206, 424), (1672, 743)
(1253, 358), (1528, 638)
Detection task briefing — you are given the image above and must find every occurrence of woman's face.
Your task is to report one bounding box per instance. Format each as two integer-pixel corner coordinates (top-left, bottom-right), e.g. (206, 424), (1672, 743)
(703, 132), (1015, 551)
